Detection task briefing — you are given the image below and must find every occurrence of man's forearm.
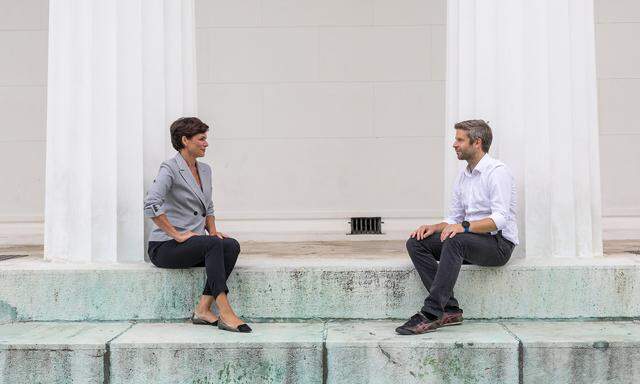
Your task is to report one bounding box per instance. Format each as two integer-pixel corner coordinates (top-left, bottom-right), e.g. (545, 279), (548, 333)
(469, 218), (498, 233)
(151, 214), (181, 239)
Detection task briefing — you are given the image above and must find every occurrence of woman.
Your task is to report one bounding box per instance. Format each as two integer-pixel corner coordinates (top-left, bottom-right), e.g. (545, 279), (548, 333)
(144, 117), (251, 333)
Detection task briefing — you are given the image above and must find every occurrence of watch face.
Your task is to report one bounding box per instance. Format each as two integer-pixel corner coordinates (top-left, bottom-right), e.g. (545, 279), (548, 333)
(462, 221), (470, 228)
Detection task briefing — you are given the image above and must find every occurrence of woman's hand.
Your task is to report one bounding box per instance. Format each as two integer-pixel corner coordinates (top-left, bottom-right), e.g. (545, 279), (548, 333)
(175, 230), (198, 243)
(210, 231), (227, 239)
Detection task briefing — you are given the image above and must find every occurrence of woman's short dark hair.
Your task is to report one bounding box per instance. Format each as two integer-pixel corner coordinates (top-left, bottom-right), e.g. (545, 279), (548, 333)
(170, 117), (209, 151)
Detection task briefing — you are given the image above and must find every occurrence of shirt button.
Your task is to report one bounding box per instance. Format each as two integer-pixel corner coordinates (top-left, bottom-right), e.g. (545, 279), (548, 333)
(193, 211), (198, 216)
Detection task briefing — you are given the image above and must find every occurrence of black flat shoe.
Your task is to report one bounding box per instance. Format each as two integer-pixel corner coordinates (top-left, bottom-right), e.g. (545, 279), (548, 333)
(191, 313), (218, 326)
(218, 319), (252, 333)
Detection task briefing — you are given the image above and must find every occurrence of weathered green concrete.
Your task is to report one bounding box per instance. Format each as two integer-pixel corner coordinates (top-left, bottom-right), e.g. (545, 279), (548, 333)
(229, 255), (640, 320)
(505, 321), (640, 384)
(0, 322), (131, 384)
(0, 257), (204, 321)
(3, 320), (640, 383)
(326, 321), (519, 384)
(2, 253), (640, 321)
(109, 322), (324, 384)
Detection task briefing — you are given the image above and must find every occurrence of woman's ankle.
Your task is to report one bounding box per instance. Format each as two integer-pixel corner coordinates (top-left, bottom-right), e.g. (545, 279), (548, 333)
(218, 309), (237, 320)
(195, 307), (215, 316)
(219, 311), (243, 322)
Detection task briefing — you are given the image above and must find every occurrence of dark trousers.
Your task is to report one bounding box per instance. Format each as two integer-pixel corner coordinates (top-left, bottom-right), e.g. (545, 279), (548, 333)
(148, 235), (241, 298)
(406, 232), (514, 317)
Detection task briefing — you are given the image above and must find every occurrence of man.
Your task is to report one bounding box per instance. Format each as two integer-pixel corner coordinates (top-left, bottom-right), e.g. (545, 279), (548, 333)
(396, 119), (518, 335)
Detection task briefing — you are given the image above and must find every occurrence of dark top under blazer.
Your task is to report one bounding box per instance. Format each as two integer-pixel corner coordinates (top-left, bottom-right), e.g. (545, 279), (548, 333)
(144, 153), (215, 242)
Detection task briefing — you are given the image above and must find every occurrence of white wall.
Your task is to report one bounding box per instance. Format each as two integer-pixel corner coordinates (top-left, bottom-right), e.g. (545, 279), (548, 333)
(195, 0), (447, 237)
(0, 0), (638, 243)
(0, 0), (48, 244)
(595, 0), (640, 222)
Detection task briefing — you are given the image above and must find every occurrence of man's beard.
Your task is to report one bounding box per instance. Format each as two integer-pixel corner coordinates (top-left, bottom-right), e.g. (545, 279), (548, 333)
(457, 149), (472, 160)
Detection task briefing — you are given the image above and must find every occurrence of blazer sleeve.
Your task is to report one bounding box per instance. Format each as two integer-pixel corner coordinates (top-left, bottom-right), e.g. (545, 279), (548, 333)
(206, 199), (215, 217)
(144, 162), (174, 218)
(206, 166), (215, 217)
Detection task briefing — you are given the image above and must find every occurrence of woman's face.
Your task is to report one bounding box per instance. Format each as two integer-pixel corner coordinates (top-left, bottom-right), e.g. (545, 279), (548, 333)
(182, 133), (208, 158)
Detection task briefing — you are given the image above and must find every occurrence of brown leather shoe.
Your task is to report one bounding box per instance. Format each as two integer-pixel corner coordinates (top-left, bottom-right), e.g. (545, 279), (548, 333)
(440, 311), (464, 327)
(395, 312), (441, 335)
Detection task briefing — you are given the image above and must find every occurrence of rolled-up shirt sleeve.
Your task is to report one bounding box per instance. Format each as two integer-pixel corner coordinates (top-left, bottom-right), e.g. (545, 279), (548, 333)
(487, 166), (512, 231)
(144, 163), (173, 218)
(444, 174), (465, 224)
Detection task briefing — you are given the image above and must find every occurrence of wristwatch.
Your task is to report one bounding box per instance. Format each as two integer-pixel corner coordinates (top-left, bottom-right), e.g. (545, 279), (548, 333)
(461, 221), (470, 233)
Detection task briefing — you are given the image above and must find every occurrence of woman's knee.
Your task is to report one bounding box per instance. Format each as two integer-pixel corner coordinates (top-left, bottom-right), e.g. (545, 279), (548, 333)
(201, 235), (223, 251)
(223, 237), (241, 255)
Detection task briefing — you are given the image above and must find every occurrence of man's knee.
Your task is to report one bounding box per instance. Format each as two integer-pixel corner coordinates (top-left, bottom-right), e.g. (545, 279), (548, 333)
(441, 235), (466, 254)
(406, 237), (419, 256)
(442, 235), (463, 245)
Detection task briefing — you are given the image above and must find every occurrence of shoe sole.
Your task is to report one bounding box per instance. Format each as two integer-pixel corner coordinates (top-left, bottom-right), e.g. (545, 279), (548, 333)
(395, 327), (438, 335)
(441, 321), (463, 327)
(192, 319), (218, 326)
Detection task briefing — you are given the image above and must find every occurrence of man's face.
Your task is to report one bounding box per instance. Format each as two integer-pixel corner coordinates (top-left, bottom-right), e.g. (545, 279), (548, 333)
(452, 129), (479, 161)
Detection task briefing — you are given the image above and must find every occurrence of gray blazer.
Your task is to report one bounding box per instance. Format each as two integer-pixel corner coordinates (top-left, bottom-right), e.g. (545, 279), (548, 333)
(144, 153), (215, 242)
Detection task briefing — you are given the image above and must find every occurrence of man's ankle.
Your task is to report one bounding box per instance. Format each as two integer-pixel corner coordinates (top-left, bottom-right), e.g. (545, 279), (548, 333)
(420, 310), (439, 321)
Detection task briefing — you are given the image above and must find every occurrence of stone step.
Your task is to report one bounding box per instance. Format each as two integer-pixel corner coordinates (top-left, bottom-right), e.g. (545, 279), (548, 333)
(0, 322), (130, 384)
(325, 321), (519, 383)
(1, 241), (639, 321)
(507, 321), (640, 383)
(110, 322), (323, 384)
(2, 320), (639, 384)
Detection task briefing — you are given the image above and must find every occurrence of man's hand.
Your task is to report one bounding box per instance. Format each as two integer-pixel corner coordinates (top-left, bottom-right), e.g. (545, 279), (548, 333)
(440, 224), (464, 241)
(210, 231), (227, 239)
(175, 230), (198, 243)
(410, 225), (436, 240)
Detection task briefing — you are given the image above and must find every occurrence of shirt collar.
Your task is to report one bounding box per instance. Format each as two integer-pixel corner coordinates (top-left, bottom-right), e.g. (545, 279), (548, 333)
(464, 153), (492, 176)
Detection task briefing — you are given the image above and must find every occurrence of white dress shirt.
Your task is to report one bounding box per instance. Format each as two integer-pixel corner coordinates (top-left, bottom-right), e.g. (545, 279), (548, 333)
(444, 154), (519, 245)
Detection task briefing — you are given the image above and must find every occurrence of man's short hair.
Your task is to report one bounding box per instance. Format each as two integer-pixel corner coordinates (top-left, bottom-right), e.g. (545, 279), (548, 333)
(170, 117), (209, 151)
(454, 119), (492, 153)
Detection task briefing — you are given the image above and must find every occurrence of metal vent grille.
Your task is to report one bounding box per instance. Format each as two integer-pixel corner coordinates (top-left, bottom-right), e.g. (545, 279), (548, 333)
(349, 217), (383, 235)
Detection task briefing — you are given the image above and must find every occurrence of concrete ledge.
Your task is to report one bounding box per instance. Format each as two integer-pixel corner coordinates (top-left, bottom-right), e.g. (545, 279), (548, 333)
(0, 322), (131, 384)
(0, 258), (205, 321)
(326, 321), (519, 384)
(230, 254), (640, 320)
(1, 248), (639, 321)
(505, 321), (640, 384)
(109, 322), (324, 384)
(2, 320), (640, 384)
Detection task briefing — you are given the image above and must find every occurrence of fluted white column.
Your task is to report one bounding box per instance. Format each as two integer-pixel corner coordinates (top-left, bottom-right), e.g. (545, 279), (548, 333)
(445, 0), (602, 258)
(45, 0), (197, 263)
